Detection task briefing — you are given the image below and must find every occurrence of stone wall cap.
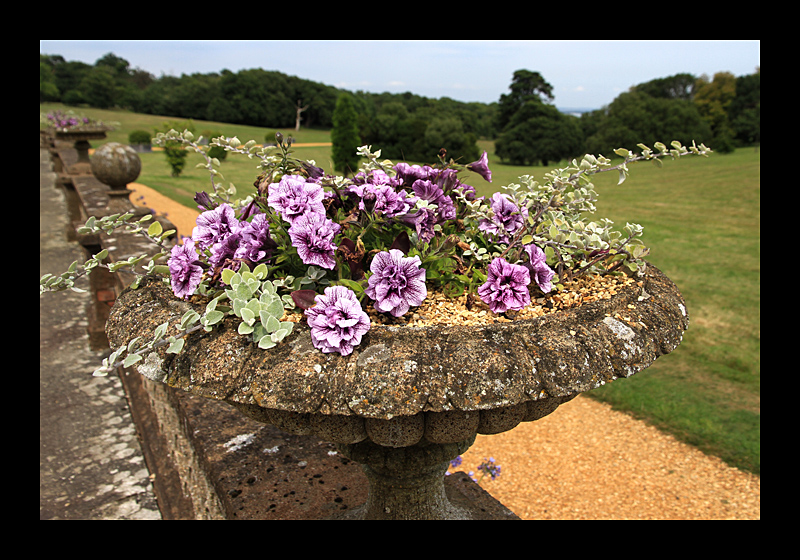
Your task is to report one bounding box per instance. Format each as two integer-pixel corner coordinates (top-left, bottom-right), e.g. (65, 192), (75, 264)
(106, 263), (688, 420)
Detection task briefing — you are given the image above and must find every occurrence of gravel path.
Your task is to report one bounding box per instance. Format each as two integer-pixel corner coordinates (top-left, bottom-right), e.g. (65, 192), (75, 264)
(128, 182), (760, 521)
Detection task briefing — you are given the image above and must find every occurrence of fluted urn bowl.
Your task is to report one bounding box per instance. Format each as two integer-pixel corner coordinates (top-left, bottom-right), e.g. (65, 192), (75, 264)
(106, 263), (688, 519)
(54, 126), (110, 174)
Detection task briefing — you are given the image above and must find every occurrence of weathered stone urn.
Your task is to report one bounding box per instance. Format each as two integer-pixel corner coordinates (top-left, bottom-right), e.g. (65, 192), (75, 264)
(106, 263), (688, 520)
(54, 127), (109, 174)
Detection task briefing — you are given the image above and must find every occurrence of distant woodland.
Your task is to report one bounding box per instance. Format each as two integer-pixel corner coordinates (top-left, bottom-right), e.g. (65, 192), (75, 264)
(41, 52), (759, 163)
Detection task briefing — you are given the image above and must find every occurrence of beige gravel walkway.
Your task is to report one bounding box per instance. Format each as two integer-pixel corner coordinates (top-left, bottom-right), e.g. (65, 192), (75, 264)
(128, 182), (760, 521)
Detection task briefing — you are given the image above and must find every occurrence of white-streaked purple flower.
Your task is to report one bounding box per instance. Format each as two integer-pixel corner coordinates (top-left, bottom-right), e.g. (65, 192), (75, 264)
(168, 238), (204, 299)
(365, 249), (427, 317)
(477, 257), (531, 314)
(412, 179), (456, 222)
(305, 285), (371, 356)
(478, 193), (528, 244)
(403, 205), (438, 244)
(348, 183), (413, 217)
(394, 162), (433, 185)
(288, 212), (340, 269)
(524, 243), (555, 293)
(235, 213), (274, 263)
(192, 203), (240, 251)
(267, 174), (326, 224)
(466, 151), (493, 183)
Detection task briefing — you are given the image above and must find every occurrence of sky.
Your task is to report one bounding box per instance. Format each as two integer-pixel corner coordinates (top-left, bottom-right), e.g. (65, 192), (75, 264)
(40, 40), (760, 111)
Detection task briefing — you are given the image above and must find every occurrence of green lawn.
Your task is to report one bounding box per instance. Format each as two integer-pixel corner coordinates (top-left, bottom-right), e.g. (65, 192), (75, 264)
(42, 103), (760, 474)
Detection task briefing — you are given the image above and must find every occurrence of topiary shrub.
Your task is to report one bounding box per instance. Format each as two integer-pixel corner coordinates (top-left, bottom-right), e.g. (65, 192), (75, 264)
(128, 130), (152, 145)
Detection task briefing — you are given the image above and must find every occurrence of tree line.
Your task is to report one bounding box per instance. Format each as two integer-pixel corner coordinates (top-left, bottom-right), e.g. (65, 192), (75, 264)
(41, 52), (759, 166)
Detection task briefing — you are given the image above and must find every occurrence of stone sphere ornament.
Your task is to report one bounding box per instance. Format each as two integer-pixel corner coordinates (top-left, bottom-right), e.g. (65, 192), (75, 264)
(91, 142), (146, 215)
(91, 142), (142, 189)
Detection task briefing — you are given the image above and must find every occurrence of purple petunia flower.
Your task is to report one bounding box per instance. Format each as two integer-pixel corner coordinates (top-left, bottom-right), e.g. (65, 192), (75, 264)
(192, 203), (240, 251)
(235, 213), (274, 263)
(208, 228), (243, 270)
(348, 183), (413, 218)
(466, 151), (493, 183)
(267, 174), (326, 225)
(365, 249), (427, 317)
(477, 257), (531, 314)
(523, 243), (555, 293)
(168, 238), (204, 299)
(393, 162), (433, 185)
(305, 285), (371, 355)
(411, 179), (456, 222)
(288, 212), (340, 270)
(478, 193), (528, 244)
(402, 205), (438, 244)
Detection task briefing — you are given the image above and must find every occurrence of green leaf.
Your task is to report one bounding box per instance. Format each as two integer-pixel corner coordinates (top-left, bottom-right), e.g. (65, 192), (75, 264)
(337, 279), (364, 295)
(153, 322), (169, 341)
(261, 280), (276, 297)
(263, 314), (281, 333)
(147, 221), (163, 237)
(181, 310), (201, 330)
(204, 310), (225, 326)
(271, 328), (288, 343)
(235, 282), (253, 300)
(127, 336), (142, 353)
(123, 353), (143, 367)
(265, 298), (285, 319)
(167, 338), (185, 354)
(221, 268), (236, 286)
(238, 322), (255, 335)
(240, 307), (256, 325)
(258, 336), (276, 350)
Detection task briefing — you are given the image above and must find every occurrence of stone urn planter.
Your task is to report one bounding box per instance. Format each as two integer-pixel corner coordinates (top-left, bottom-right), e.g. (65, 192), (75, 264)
(54, 127), (110, 175)
(106, 263), (688, 520)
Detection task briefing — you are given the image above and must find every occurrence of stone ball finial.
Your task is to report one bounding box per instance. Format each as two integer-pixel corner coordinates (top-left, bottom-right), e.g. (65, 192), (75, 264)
(91, 142), (142, 189)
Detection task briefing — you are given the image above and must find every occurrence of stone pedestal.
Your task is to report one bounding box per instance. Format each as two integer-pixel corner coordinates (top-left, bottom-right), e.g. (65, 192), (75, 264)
(106, 264), (689, 520)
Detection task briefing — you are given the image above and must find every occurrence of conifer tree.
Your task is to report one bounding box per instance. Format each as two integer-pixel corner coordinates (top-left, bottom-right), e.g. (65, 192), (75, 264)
(331, 93), (362, 176)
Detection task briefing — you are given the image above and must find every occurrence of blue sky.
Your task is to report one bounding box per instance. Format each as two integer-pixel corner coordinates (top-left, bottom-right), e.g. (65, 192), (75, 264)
(40, 40), (760, 110)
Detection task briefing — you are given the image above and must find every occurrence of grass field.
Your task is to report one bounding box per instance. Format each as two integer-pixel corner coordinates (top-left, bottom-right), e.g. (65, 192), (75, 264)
(41, 103), (760, 474)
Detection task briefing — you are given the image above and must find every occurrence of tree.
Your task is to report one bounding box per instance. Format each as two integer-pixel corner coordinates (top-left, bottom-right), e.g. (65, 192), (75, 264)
(295, 100), (309, 131)
(633, 73), (698, 100)
(495, 100), (583, 166)
(156, 120), (195, 177)
(40, 58), (60, 102)
(694, 72), (737, 152)
(728, 69), (760, 146)
(582, 90), (711, 156)
(331, 93), (362, 176)
(422, 117), (479, 163)
(80, 66), (117, 109)
(496, 70), (555, 131)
